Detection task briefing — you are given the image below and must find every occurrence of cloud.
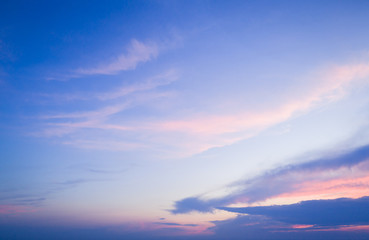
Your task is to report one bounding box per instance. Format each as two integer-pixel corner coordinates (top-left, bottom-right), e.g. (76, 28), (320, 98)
(46, 178), (114, 195)
(61, 139), (145, 151)
(55, 178), (111, 187)
(36, 69), (178, 104)
(76, 39), (158, 76)
(37, 103), (131, 137)
(96, 69), (178, 100)
(208, 214), (369, 240)
(0, 178), (112, 213)
(41, 103), (130, 120)
(127, 61), (369, 156)
(38, 59), (369, 155)
(86, 168), (127, 174)
(37, 69), (178, 140)
(170, 144), (369, 214)
(0, 205), (36, 214)
(154, 222), (199, 227)
(219, 196), (369, 226)
(0, 193), (46, 207)
(171, 197), (215, 214)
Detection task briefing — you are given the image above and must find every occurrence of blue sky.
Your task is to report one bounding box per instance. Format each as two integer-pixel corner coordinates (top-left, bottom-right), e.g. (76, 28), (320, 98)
(2, 1), (369, 239)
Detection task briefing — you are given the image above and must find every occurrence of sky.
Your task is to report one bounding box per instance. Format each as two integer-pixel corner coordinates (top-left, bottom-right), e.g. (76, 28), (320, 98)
(1, 0), (369, 239)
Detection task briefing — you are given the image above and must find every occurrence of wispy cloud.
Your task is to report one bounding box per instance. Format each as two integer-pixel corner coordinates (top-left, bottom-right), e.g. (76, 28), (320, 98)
(38, 102), (132, 137)
(69, 60), (368, 157)
(67, 163), (129, 174)
(96, 69), (178, 100)
(154, 222), (199, 227)
(170, 144), (369, 214)
(36, 69), (178, 147)
(76, 39), (158, 76)
(0, 205), (36, 214)
(61, 139), (145, 151)
(0, 193), (46, 208)
(146, 61), (369, 155)
(44, 39), (159, 81)
(38, 60), (369, 156)
(41, 103), (130, 120)
(37, 69), (178, 103)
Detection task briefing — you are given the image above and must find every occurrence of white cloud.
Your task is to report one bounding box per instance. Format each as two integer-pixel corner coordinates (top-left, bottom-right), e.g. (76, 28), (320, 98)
(39, 69), (178, 102)
(37, 74), (177, 138)
(37, 61), (369, 157)
(76, 39), (158, 76)
(97, 69), (178, 100)
(41, 103), (130, 120)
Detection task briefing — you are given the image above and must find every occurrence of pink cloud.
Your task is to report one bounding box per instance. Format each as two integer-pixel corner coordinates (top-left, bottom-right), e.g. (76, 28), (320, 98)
(118, 61), (367, 157)
(39, 60), (369, 155)
(273, 175), (369, 202)
(155, 62), (369, 135)
(291, 224), (314, 229)
(258, 160), (369, 205)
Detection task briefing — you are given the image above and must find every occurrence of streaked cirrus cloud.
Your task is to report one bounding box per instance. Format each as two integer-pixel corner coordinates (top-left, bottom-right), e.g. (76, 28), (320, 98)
(76, 39), (158, 76)
(37, 61), (369, 156)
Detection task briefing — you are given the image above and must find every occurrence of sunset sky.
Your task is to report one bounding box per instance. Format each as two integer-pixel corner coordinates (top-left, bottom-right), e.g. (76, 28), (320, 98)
(2, 1), (369, 239)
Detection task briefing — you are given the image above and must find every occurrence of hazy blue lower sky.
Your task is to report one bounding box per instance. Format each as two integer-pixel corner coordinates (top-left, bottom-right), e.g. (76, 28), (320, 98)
(2, 1), (369, 239)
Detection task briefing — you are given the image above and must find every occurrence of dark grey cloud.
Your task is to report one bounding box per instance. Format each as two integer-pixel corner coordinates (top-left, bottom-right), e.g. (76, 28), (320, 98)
(171, 144), (369, 214)
(208, 214), (369, 240)
(171, 197), (219, 214)
(219, 196), (369, 226)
